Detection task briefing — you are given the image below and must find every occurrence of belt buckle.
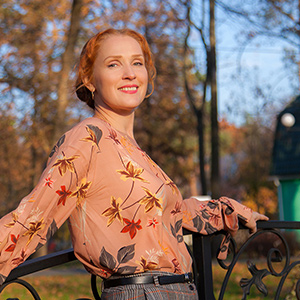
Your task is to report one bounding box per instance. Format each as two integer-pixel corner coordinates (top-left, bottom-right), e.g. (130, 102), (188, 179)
(184, 273), (192, 283)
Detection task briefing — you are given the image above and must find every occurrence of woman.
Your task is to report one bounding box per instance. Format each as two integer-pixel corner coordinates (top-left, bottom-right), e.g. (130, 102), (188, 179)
(0, 28), (268, 299)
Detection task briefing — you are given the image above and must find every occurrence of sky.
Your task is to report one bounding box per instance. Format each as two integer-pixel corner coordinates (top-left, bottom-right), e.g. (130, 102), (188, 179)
(188, 2), (299, 127)
(2, 1), (299, 129)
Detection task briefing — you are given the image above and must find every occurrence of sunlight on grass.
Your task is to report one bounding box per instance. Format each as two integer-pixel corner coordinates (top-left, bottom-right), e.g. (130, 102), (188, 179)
(213, 260), (299, 300)
(1, 261), (299, 299)
(1, 274), (96, 300)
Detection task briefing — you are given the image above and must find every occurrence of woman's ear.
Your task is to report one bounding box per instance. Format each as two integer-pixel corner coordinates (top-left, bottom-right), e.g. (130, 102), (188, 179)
(82, 77), (95, 93)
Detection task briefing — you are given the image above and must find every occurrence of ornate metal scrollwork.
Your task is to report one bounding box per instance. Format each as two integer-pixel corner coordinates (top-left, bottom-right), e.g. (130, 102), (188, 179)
(218, 228), (300, 300)
(240, 262), (270, 298)
(0, 278), (41, 300)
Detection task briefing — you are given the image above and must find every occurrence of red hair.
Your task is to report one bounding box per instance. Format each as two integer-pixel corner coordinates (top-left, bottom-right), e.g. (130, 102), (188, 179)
(75, 28), (156, 109)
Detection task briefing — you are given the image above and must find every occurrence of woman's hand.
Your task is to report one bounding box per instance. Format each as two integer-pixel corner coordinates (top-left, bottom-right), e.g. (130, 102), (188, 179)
(244, 211), (269, 234)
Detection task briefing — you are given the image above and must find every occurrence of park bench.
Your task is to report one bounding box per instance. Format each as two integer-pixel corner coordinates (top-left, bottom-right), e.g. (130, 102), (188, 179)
(1, 220), (300, 300)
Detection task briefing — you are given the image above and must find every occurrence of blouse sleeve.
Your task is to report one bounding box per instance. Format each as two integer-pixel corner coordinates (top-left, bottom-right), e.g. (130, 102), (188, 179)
(181, 196), (253, 260)
(0, 123), (96, 285)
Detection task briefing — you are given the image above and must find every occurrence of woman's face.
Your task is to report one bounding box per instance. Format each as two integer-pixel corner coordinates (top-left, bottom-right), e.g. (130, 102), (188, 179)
(91, 35), (148, 115)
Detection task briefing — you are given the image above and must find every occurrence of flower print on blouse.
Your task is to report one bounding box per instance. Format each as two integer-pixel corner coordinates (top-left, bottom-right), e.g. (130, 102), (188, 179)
(0, 117), (253, 285)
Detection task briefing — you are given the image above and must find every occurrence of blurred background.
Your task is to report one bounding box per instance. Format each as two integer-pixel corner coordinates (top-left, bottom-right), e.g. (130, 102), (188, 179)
(0, 0), (299, 252)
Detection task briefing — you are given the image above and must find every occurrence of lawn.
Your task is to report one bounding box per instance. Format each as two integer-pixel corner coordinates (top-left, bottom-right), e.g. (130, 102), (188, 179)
(1, 273), (94, 300)
(1, 261), (299, 299)
(212, 259), (299, 300)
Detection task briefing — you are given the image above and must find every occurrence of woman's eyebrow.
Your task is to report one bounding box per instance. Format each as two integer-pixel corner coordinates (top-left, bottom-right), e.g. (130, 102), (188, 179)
(103, 54), (144, 62)
(104, 55), (122, 61)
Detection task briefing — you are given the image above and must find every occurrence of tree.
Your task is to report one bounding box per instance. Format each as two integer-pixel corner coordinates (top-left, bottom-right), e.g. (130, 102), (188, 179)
(182, 0), (221, 197)
(219, 116), (278, 218)
(0, 0), (200, 216)
(183, 0), (208, 196)
(208, 0), (220, 198)
(55, 0), (84, 139)
(0, 0), (60, 190)
(216, 0), (300, 91)
(0, 105), (31, 215)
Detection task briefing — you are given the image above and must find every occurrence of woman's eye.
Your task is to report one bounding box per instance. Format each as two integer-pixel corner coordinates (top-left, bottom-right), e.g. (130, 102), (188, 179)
(108, 63), (118, 68)
(133, 61), (143, 66)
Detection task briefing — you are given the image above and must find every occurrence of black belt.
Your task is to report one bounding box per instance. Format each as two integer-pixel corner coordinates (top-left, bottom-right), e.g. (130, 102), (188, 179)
(103, 272), (193, 289)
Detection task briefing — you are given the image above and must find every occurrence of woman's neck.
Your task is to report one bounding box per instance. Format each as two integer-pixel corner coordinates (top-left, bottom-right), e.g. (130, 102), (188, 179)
(94, 105), (135, 138)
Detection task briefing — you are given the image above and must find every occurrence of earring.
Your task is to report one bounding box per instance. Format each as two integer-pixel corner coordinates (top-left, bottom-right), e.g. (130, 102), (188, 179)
(91, 90), (94, 100)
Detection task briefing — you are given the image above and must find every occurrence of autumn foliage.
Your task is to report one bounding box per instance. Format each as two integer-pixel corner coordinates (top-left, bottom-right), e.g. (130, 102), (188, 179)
(0, 1), (279, 246)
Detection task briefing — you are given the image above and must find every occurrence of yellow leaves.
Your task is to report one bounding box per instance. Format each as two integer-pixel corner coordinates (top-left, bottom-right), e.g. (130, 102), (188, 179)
(139, 187), (163, 213)
(102, 197), (123, 227)
(81, 127), (98, 145)
(81, 125), (102, 149)
(28, 193), (36, 203)
(182, 210), (192, 224)
(52, 154), (79, 176)
(71, 178), (92, 207)
(165, 179), (179, 195)
(137, 256), (158, 272)
(158, 240), (169, 255)
(5, 212), (18, 228)
(51, 23), (60, 43)
(243, 187), (277, 215)
(4, 213), (46, 247)
(23, 218), (45, 246)
(117, 161), (149, 183)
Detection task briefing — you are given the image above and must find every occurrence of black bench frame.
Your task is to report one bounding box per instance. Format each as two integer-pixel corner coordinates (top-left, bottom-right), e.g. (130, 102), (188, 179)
(1, 220), (300, 300)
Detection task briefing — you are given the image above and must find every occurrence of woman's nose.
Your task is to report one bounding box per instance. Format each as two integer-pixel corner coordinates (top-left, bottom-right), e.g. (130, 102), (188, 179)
(122, 65), (136, 80)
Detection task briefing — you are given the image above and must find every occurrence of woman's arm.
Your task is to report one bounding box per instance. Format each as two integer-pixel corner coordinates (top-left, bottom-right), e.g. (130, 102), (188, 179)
(181, 196), (268, 259)
(0, 122), (96, 285)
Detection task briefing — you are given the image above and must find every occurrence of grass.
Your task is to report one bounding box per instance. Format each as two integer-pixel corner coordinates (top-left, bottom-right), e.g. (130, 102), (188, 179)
(0, 261), (97, 300)
(1, 261), (299, 299)
(212, 259), (300, 300)
(1, 273), (95, 300)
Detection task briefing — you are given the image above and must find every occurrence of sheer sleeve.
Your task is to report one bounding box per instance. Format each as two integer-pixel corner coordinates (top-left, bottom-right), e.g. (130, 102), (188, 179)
(181, 196), (253, 260)
(0, 123), (96, 285)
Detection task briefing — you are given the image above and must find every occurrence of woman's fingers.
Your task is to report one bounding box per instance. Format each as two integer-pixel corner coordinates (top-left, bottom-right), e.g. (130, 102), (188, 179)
(254, 212), (269, 221)
(244, 211), (269, 234)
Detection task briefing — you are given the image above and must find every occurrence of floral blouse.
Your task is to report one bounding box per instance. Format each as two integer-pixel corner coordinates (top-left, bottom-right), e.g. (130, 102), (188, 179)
(0, 117), (252, 284)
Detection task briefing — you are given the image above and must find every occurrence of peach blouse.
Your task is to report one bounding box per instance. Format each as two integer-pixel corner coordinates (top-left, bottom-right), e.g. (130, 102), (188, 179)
(0, 117), (252, 284)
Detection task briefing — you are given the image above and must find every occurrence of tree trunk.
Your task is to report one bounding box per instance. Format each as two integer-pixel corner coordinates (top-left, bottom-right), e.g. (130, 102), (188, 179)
(55, 0), (83, 140)
(209, 0), (220, 198)
(183, 0), (208, 196)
